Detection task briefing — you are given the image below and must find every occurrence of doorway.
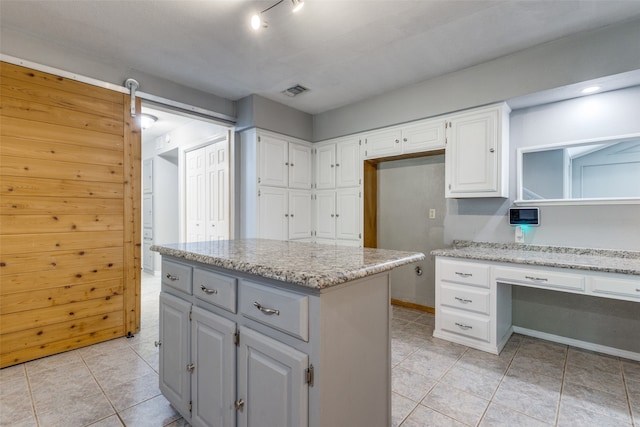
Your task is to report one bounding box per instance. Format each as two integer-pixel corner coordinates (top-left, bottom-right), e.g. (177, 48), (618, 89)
(364, 151), (446, 310)
(141, 104), (232, 275)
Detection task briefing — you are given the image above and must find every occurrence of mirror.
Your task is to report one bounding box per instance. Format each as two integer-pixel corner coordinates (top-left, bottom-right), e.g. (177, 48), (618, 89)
(517, 134), (640, 203)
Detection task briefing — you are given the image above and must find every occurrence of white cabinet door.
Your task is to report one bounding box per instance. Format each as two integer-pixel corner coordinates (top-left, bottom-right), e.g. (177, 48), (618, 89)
(288, 190), (312, 240)
(315, 144), (336, 189)
(258, 187), (288, 240)
(259, 134), (288, 188)
(206, 141), (229, 241)
(143, 158), (153, 193)
(143, 194), (153, 228)
(191, 307), (236, 427)
(402, 119), (445, 154)
(445, 104), (508, 198)
(363, 128), (402, 159)
(336, 188), (361, 241)
(159, 293), (192, 417)
(143, 240), (154, 272)
(237, 327), (309, 427)
(315, 190), (336, 240)
(288, 143), (312, 189)
(336, 138), (361, 188)
(186, 148), (207, 241)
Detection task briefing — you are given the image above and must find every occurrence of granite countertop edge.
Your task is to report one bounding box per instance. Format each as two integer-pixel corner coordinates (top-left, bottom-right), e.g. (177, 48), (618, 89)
(430, 240), (640, 276)
(152, 243), (425, 289)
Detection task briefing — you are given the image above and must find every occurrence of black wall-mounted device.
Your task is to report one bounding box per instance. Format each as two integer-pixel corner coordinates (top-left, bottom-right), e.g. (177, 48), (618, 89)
(509, 207), (540, 226)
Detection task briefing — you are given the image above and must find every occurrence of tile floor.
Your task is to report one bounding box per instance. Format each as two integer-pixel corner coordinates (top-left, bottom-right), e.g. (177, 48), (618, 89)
(1, 273), (639, 427)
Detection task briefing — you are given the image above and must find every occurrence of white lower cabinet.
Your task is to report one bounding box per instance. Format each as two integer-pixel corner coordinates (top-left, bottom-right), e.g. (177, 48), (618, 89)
(158, 256), (392, 427)
(314, 188), (362, 244)
(258, 187), (312, 241)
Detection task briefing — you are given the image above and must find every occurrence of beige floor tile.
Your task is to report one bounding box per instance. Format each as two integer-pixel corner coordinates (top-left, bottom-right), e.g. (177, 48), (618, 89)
(0, 376), (35, 426)
(566, 347), (621, 375)
(397, 348), (457, 380)
(560, 381), (632, 422)
(422, 382), (490, 426)
(622, 359), (640, 383)
(35, 390), (115, 427)
(119, 394), (181, 427)
(392, 391), (418, 427)
(479, 402), (552, 426)
(564, 362), (626, 397)
(103, 371), (161, 411)
(87, 415), (124, 427)
(493, 369), (561, 424)
(392, 366), (437, 402)
(557, 400), (632, 427)
(440, 364), (502, 399)
(0, 363), (26, 381)
(401, 404), (466, 427)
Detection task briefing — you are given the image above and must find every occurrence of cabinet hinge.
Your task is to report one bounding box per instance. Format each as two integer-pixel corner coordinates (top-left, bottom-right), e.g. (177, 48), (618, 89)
(189, 310), (192, 322)
(359, 233), (362, 239)
(359, 140), (361, 146)
(359, 191), (361, 198)
(258, 177), (261, 184)
(445, 137), (447, 145)
(234, 330), (240, 346)
(189, 401), (192, 412)
(305, 364), (315, 386)
(258, 136), (261, 142)
(258, 190), (261, 197)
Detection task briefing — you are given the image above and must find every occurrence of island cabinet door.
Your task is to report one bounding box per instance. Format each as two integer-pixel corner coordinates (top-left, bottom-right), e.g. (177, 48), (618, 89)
(191, 307), (236, 427)
(237, 326), (309, 427)
(159, 293), (192, 418)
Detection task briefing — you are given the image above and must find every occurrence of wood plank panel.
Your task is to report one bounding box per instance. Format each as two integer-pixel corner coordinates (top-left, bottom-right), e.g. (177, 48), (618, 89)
(1, 325), (124, 368)
(1, 295), (123, 336)
(1, 265), (123, 295)
(1, 117), (123, 152)
(0, 246), (123, 276)
(0, 96), (123, 135)
(1, 76), (122, 120)
(0, 231), (124, 254)
(1, 176), (123, 198)
(1, 196), (124, 215)
(1, 155), (124, 183)
(363, 160), (378, 248)
(1, 136), (124, 167)
(1, 312), (125, 364)
(123, 96), (141, 334)
(0, 62), (123, 104)
(1, 279), (123, 315)
(1, 214), (123, 235)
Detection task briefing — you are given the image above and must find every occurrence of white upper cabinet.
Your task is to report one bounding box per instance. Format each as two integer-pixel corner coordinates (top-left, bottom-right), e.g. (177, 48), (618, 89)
(445, 103), (510, 198)
(336, 137), (361, 188)
(288, 142), (312, 189)
(258, 134), (289, 187)
(362, 117), (445, 159)
(315, 137), (361, 190)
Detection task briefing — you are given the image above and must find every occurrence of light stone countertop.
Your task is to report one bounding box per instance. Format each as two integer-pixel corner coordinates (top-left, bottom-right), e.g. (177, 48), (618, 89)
(151, 239), (425, 289)
(431, 240), (640, 276)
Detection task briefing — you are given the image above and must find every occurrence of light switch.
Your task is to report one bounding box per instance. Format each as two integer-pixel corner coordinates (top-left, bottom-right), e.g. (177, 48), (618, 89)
(515, 226), (524, 243)
(429, 209), (436, 219)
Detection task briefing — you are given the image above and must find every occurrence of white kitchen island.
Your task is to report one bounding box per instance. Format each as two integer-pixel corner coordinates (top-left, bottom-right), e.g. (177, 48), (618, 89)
(151, 239), (424, 427)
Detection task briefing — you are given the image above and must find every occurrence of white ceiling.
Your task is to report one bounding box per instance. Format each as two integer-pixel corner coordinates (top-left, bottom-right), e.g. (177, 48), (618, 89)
(2, 1), (640, 115)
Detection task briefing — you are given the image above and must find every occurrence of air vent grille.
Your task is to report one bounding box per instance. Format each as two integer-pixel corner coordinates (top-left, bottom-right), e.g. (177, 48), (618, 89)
(282, 84), (309, 97)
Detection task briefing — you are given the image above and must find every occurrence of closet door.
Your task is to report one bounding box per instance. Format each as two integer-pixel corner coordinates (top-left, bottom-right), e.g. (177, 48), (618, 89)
(186, 147), (207, 242)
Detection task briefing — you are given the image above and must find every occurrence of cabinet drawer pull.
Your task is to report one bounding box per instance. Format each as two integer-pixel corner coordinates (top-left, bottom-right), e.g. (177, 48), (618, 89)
(455, 272), (472, 278)
(636, 289), (640, 292)
(253, 301), (280, 316)
(165, 273), (179, 281)
(455, 322), (473, 330)
(200, 285), (218, 295)
(454, 296), (472, 304)
(525, 276), (548, 282)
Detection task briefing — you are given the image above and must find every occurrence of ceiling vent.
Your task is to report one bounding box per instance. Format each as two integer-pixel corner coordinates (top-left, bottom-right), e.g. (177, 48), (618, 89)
(282, 84), (309, 97)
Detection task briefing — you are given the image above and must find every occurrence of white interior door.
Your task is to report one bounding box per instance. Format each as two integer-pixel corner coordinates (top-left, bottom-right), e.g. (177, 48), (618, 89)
(186, 148), (206, 242)
(206, 140), (230, 240)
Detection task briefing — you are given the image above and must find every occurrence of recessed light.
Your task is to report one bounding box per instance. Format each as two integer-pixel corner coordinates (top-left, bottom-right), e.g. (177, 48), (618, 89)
(581, 86), (601, 94)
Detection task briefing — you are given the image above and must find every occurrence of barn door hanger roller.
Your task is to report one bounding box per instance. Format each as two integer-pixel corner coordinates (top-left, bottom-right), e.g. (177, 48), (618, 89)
(124, 78), (139, 117)
(251, 0), (304, 30)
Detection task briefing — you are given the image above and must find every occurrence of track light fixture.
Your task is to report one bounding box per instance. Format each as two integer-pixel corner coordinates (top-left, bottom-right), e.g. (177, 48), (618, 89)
(251, 0), (305, 30)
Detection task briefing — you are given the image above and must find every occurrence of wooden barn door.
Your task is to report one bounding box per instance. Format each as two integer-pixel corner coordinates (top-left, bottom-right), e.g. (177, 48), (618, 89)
(0, 62), (141, 367)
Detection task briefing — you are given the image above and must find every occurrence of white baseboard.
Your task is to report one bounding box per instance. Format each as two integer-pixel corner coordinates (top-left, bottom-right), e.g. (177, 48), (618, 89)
(512, 326), (640, 362)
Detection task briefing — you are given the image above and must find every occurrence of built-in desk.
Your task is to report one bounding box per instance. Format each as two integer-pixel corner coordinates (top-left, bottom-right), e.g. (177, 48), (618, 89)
(431, 241), (640, 360)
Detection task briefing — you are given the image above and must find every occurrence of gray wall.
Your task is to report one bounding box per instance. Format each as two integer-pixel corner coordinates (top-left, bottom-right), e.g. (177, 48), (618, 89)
(1, 27), (236, 119)
(377, 155), (446, 308)
(236, 95), (314, 141)
(312, 17), (640, 141)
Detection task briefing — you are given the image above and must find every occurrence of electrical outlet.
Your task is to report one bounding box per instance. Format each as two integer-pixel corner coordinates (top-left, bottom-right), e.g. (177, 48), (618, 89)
(428, 209), (436, 219)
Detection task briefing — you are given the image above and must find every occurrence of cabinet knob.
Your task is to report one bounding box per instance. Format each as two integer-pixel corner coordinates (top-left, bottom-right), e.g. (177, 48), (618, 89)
(186, 363), (195, 372)
(290, 163), (294, 167)
(336, 163), (340, 167)
(154, 341), (161, 347)
(285, 162), (289, 166)
(234, 399), (245, 410)
(395, 139), (399, 143)
(489, 148), (495, 153)
(290, 214), (294, 217)
(403, 138), (408, 142)
(285, 213), (289, 217)
(331, 164), (334, 168)
(335, 214), (340, 218)
(331, 214), (334, 217)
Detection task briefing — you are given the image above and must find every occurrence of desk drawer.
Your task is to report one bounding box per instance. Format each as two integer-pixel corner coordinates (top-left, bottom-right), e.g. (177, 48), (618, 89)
(162, 260), (192, 294)
(494, 266), (585, 292)
(439, 309), (490, 342)
(194, 268), (237, 313)
(239, 281), (309, 341)
(439, 259), (490, 288)
(440, 283), (491, 315)
(590, 276), (640, 300)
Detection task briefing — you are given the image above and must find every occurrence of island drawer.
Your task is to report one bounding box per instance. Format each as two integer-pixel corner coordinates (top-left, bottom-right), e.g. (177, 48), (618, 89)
(162, 260), (193, 294)
(439, 308), (490, 343)
(440, 283), (491, 315)
(590, 275), (640, 300)
(439, 259), (490, 288)
(193, 268), (237, 313)
(239, 281), (309, 342)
